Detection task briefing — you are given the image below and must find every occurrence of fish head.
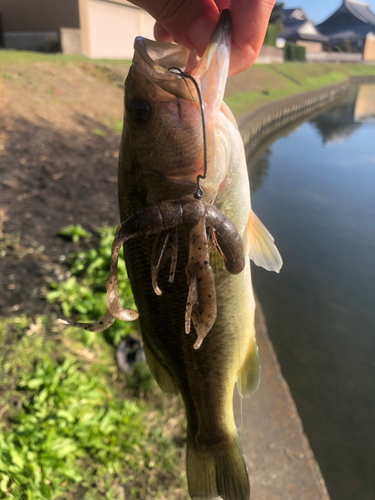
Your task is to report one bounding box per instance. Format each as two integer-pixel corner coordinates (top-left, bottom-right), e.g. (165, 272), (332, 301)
(123, 11), (232, 200)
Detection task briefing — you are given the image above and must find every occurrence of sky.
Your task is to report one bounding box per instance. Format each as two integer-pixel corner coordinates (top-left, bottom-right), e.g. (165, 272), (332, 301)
(282, 0), (375, 24)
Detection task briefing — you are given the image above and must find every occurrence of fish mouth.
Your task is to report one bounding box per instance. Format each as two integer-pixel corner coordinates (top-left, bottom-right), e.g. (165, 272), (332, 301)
(133, 37), (196, 99)
(132, 10), (230, 100)
(134, 37), (190, 75)
(134, 10), (230, 75)
(130, 12), (231, 194)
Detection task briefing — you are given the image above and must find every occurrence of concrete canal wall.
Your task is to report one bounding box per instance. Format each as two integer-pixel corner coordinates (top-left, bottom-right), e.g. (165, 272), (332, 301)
(239, 75), (375, 161)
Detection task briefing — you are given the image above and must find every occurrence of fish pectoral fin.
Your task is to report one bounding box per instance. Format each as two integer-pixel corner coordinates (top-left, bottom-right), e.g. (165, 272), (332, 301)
(237, 337), (260, 398)
(245, 210), (283, 273)
(142, 341), (178, 395)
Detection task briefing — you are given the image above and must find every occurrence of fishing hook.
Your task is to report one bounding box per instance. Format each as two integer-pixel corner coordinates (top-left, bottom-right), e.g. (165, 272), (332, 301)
(168, 67), (207, 199)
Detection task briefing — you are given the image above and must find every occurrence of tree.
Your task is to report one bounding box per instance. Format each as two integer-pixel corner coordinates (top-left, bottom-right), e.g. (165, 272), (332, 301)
(269, 2), (285, 29)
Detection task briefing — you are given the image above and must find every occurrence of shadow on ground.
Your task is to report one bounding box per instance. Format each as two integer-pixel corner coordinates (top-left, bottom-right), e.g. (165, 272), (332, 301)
(0, 114), (123, 316)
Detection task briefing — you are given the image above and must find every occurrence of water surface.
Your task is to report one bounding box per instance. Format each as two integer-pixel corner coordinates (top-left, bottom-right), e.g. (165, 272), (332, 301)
(247, 84), (375, 500)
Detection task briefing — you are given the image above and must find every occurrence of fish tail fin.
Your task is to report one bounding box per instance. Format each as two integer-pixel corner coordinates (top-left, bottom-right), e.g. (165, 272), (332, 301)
(186, 435), (250, 500)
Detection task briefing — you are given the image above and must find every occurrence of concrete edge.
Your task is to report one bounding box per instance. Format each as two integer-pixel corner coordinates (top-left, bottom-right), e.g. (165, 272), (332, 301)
(256, 300), (331, 500)
(238, 75), (375, 159)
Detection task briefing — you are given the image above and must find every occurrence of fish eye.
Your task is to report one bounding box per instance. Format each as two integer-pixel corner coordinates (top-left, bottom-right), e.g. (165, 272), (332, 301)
(126, 98), (152, 124)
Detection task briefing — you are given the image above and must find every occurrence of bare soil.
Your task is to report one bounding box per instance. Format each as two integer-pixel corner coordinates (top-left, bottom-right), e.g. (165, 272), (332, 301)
(0, 59), (127, 316)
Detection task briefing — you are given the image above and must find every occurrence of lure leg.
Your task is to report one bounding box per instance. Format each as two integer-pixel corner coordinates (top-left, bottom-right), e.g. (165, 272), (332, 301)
(185, 217), (217, 349)
(57, 309), (116, 333)
(151, 227), (178, 296)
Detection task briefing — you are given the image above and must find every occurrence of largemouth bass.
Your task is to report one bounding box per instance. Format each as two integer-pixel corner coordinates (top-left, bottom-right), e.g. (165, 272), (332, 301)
(61, 10), (282, 500)
(118, 12), (282, 500)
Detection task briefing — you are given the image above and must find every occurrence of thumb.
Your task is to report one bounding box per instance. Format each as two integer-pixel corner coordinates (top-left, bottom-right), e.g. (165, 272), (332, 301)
(130, 0), (220, 55)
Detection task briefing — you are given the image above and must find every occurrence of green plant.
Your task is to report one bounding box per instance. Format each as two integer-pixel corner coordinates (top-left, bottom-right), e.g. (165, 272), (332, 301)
(0, 354), (181, 499)
(58, 224), (92, 243)
(47, 226), (137, 346)
(284, 42), (306, 62)
(112, 118), (123, 135)
(335, 38), (352, 53)
(91, 129), (105, 136)
(263, 24), (278, 47)
(269, 2), (284, 28)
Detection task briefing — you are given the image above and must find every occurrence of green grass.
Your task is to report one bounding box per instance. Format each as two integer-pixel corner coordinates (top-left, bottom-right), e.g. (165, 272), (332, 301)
(0, 49), (132, 68)
(58, 225), (92, 243)
(3, 49), (375, 121)
(111, 118), (123, 135)
(0, 227), (187, 500)
(225, 62), (375, 117)
(47, 226), (137, 347)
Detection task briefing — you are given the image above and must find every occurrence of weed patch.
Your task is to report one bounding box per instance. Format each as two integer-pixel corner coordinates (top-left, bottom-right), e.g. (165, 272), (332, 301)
(0, 227), (187, 499)
(58, 225), (92, 243)
(46, 226), (137, 347)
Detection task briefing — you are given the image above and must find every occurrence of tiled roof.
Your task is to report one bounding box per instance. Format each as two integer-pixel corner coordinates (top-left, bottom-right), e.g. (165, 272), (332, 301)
(278, 8), (328, 42)
(317, 0), (375, 39)
(278, 26), (328, 41)
(344, 0), (375, 25)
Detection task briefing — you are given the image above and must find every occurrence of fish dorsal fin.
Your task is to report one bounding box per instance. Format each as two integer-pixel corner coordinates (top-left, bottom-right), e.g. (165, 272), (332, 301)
(245, 210), (283, 273)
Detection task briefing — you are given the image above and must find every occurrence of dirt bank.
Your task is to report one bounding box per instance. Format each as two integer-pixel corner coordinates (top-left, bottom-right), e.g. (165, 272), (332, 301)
(0, 58), (125, 316)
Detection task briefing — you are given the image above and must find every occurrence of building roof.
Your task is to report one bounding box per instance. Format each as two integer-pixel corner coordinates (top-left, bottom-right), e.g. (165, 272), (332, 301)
(344, 0), (375, 24)
(317, 0), (375, 40)
(280, 8), (308, 34)
(278, 8), (328, 42)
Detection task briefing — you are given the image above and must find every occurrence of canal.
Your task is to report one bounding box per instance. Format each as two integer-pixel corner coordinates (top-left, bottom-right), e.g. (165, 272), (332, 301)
(247, 84), (375, 500)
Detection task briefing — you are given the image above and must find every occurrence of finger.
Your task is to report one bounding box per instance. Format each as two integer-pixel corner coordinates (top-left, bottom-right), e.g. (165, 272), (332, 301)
(229, 0), (276, 76)
(185, 9), (219, 54)
(131, 0), (220, 55)
(154, 22), (173, 43)
(214, 0), (230, 9)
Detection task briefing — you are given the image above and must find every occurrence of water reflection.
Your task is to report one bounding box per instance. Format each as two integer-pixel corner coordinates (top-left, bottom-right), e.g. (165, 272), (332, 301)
(354, 84), (375, 122)
(309, 84), (375, 145)
(249, 147), (271, 194)
(248, 84), (375, 500)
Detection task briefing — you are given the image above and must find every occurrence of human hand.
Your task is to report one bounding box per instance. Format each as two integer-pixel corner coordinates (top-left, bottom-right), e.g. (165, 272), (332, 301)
(130, 0), (276, 76)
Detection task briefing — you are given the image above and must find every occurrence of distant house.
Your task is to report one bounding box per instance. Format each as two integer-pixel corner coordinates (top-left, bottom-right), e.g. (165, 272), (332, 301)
(317, 0), (375, 52)
(278, 8), (328, 53)
(0, 0), (155, 59)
